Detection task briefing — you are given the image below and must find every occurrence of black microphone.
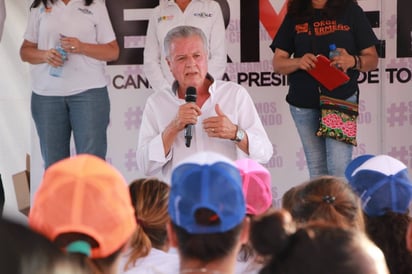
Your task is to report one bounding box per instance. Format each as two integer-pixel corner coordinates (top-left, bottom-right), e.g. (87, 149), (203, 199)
(184, 86), (197, 148)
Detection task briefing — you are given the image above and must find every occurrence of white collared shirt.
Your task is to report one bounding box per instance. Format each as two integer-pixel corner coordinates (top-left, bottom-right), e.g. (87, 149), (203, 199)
(23, 0), (116, 96)
(143, 0), (227, 93)
(136, 78), (273, 183)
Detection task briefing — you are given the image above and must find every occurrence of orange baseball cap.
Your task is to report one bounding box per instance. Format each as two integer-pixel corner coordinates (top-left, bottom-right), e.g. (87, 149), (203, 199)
(29, 154), (137, 258)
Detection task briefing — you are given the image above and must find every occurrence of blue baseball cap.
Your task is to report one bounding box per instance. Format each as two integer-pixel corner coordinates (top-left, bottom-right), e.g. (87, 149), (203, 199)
(345, 154), (412, 216)
(169, 152), (246, 234)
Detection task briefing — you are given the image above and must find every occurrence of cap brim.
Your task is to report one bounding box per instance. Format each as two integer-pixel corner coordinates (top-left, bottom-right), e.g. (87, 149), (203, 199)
(345, 154), (375, 180)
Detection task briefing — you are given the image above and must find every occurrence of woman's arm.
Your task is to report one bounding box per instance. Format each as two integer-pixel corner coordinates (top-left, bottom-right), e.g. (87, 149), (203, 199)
(357, 45), (378, 72)
(272, 48), (318, 75)
(20, 38), (119, 65)
(60, 37), (119, 62)
(20, 40), (48, 64)
(329, 45), (378, 73)
(20, 39), (65, 68)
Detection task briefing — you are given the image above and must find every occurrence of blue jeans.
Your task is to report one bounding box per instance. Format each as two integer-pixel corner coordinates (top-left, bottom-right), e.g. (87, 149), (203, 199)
(289, 93), (357, 179)
(31, 87), (110, 169)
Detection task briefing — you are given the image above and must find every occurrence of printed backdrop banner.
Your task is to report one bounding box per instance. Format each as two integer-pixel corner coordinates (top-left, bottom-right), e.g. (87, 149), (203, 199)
(29, 0), (412, 208)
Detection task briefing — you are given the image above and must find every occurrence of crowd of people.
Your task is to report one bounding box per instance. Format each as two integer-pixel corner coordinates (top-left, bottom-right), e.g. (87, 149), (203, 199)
(5, 150), (412, 274)
(6, 0), (411, 273)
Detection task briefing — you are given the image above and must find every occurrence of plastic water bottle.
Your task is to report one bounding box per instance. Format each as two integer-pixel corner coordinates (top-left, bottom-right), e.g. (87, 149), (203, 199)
(329, 44), (340, 60)
(329, 43), (340, 68)
(49, 43), (67, 77)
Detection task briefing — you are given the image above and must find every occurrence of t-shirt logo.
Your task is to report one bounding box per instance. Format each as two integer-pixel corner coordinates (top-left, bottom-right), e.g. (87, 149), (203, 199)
(78, 8), (93, 15)
(312, 20), (350, 36)
(193, 12), (213, 18)
(158, 15), (174, 22)
(296, 23), (309, 34)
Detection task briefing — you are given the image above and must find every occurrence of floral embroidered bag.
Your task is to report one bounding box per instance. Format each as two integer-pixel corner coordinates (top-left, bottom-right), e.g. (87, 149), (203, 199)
(316, 95), (359, 146)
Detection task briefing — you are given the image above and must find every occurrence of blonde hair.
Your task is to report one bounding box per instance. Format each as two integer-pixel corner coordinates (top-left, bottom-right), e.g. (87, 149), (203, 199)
(124, 178), (170, 271)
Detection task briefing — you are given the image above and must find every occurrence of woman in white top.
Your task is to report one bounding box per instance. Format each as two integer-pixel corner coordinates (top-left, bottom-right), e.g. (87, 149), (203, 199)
(20, 0), (118, 168)
(119, 178), (179, 274)
(144, 0), (227, 93)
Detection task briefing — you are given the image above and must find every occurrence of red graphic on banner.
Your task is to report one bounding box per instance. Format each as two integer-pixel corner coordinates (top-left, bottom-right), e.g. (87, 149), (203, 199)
(259, 0), (287, 38)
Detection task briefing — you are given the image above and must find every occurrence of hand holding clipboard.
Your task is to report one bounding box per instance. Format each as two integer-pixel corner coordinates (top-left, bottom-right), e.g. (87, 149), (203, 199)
(307, 54), (350, 91)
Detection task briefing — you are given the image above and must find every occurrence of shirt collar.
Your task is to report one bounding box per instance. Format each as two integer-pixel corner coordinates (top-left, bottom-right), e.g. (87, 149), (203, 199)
(172, 73), (215, 98)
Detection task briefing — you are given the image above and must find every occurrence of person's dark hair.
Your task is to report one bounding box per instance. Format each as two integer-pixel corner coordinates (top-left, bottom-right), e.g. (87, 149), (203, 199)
(125, 178), (170, 271)
(0, 218), (91, 274)
(30, 0), (93, 9)
(291, 176), (365, 231)
(287, 0), (358, 21)
(365, 212), (412, 274)
(251, 212), (387, 274)
(172, 208), (243, 263)
(249, 209), (296, 257)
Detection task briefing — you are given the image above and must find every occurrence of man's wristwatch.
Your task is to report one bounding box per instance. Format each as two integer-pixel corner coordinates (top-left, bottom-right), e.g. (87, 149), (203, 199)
(231, 126), (245, 143)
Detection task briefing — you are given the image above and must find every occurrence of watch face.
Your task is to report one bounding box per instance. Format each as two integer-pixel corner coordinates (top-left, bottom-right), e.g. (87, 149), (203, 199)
(236, 128), (244, 142)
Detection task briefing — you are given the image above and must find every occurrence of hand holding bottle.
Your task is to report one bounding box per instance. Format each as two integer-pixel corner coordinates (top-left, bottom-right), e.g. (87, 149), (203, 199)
(328, 44), (356, 73)
(60, 36), (81, 54)
(46, 46), (67, 67)
(329, 44), (341, 69)
(49, 35), (68, 77)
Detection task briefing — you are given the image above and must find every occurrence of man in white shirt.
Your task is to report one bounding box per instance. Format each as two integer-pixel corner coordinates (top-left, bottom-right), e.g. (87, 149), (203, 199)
(136, 25), (273, 183)
(144, 0), (227, 93)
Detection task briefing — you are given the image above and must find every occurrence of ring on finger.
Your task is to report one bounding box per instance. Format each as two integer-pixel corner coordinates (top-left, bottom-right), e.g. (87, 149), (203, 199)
(70, 45), (76, 50)
(212, 128), (215, 132)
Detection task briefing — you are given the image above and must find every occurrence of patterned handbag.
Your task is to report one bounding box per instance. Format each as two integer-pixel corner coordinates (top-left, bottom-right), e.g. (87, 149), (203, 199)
(316, 95), (359, 146)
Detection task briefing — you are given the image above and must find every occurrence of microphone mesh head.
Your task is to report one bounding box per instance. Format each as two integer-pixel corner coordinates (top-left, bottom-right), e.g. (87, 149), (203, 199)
(185, 87), (197, 103)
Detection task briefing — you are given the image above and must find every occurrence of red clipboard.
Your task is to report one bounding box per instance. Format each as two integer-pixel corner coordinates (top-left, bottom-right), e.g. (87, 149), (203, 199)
(307, 54), (350, 91)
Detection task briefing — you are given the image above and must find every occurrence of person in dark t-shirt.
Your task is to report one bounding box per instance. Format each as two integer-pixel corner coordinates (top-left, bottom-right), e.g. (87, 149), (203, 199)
(270, 0), (378, 178)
